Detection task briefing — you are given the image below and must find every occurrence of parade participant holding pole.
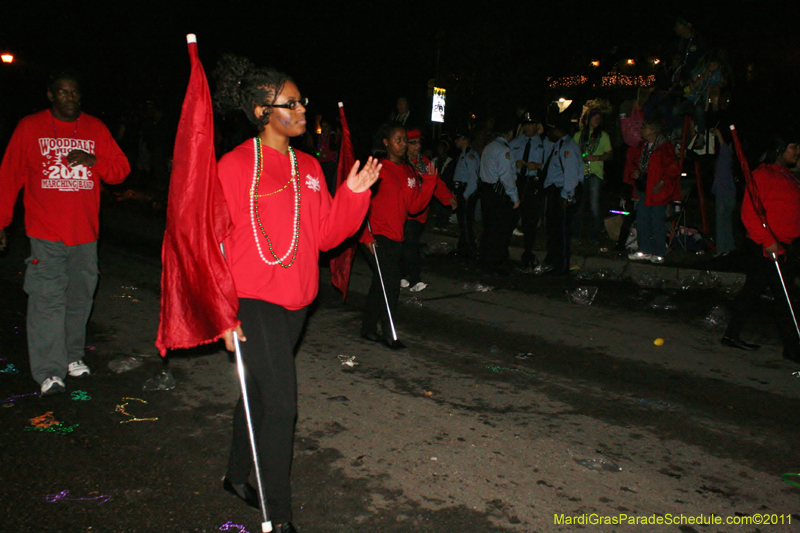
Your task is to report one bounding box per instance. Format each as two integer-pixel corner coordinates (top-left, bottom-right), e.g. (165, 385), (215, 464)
(214, 55), (380, 532)
(360, 122), (436, 350)
(0, 70), (130, 395)
(722, 130), (800, 362)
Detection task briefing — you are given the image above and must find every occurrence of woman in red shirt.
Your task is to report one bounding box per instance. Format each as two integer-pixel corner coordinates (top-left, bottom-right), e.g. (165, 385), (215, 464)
(214, 55), (380, 532)
(360, 123), (436, 349)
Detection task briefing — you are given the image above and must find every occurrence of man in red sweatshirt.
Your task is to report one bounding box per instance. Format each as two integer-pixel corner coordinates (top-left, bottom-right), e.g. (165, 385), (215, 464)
(0, 71), (130, 395)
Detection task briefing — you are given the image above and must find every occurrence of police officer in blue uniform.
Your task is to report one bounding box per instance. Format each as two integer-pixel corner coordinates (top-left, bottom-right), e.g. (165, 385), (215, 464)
(536, 116), (584, 275)
(453, 132), (481, 258)
(509, 113), (545, 269)
(478, 116), (519, 275)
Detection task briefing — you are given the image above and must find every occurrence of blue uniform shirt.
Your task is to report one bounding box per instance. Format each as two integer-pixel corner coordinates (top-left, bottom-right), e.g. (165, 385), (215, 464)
(453, 145), (481, 199)
(542, 134), (584, 200)
(509, 133), (545, 177)
(480, 137), (518, 203)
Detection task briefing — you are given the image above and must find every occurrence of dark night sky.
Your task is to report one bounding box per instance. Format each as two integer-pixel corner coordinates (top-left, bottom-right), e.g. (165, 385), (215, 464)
(1, 0), (798, 139)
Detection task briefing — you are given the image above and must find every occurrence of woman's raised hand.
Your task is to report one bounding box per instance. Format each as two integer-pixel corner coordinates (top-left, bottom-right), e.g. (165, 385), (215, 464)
(346, 157), (382, 193)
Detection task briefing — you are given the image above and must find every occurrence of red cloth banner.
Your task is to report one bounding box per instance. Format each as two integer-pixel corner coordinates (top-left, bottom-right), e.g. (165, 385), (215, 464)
(155, 35), (239, 356)
(329, 103), (358, 300)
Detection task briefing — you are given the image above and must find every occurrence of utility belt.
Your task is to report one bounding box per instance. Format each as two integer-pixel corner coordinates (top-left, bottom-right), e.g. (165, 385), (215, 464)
(478, 180), (507, 197)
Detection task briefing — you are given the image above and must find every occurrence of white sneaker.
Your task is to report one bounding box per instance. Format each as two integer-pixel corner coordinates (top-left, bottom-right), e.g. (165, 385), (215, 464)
(628, 251), (652, 261)
(409, 282), (428, 292)
(649, 255), (665, 264)
(512, 228), (524, 236)
(41, 376), (66, 395)
(400, 279), (410, 288)
(68, 360), (91, 377)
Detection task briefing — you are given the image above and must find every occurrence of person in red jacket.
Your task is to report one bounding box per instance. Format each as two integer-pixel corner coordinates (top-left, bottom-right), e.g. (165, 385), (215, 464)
(623, 116), (681, 263)
(402, 128), (456, 292)
(721, 134), (800, 361)
(214, 55), (380, 532)
(360, 123), (436, 349)
(0, 71), (130, 395)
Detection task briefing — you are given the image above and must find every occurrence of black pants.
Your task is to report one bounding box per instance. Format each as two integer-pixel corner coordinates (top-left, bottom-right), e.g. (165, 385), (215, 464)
(478, 184), (514, 268)
(454, 183), (477, 258)
(227, 298), (308, 524)
(518, 177), (545, 262)
(544, 185), (572, 273)
(725, 239), (799, 355)
(362, 235), (403, 340)
(400, 219), (425, 285)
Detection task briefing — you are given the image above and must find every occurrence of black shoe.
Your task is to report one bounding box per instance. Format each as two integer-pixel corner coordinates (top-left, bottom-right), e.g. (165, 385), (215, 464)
(360, 331), (381, 343)
(275, 524), (297, 533)
(222, 476), (260, 510)
(382, 339), (406, 350)
(721, 336), (760, 351)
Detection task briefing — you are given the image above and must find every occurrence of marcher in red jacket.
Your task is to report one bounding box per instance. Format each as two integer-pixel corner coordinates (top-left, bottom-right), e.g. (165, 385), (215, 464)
(215, 55), (380, 532)
(722, 134), (800, 361)
(402, 128), (456, 291)
(623, 116), (681, 263)
(360, 123), (436, 349)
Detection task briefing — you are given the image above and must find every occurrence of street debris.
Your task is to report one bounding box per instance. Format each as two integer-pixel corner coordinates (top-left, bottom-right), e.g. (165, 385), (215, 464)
(575, 457), (622, 472)
(115, 397), (158, 424)
(337, 355), (358, 368)
(653, 338), (665, 346)
(703, 305), (729, 328)
(219, 522), (250, 533)
(516, 352), (536, 360)
(425, 241), (453, 255)
(636, 397), (672, 408)
(647, 294), (678, 310)
(781, 473), (800, 488)
(486, 364), (534, 377)
(142, 369), (176, 391)
(45, 490), (111, 505)
(108, 356), (144, 374)
(71, 390), (91, 401)
(567, 286), (598, 305)
(0, 363), (19, 374)
(463, 282), (494, 292)
(1, 392), (39, 406)
(25, 412), (78, 434)
(405, 296), (423, 307)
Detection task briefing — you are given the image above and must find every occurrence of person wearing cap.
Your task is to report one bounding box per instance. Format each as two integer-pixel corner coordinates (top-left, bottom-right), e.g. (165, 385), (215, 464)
(478, 116), (520, 275)
(402, 128), (456, 291)
(0, 70), (130, 395)
(572, 108), (613, 244)
(509, 113), (545, 269)
(453, 132), (481, 258)
(535, 117), (584, 275)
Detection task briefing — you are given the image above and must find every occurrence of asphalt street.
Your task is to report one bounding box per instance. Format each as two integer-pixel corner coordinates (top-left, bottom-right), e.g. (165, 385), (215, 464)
(1, 208), (799, 533)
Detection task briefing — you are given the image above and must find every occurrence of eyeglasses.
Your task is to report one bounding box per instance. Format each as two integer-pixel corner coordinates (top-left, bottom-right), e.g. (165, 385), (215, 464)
(407, 140), (421, 145)
(266, 97), (309, 110)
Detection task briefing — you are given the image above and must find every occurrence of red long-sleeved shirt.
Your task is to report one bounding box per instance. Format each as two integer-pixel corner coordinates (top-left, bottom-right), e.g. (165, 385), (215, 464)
(0, 110), (129, 245)
(360, 159), (436, 243)
(218, 140), (370, 309)
(623, 139), (681, 206)
(408, 156), (455, 224)
(741, 163), (800, 251)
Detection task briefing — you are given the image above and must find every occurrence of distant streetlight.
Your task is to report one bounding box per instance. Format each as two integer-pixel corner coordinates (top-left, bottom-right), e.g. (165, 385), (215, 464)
(1, 53), (14, 64)
(626, 59), (635, 66)
(590, 60), (600, 68)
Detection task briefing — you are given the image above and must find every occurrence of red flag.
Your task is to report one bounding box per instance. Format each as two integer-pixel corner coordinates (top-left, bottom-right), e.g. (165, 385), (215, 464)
(329, 102), (358, 300)
(155, 34), (239, 356)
